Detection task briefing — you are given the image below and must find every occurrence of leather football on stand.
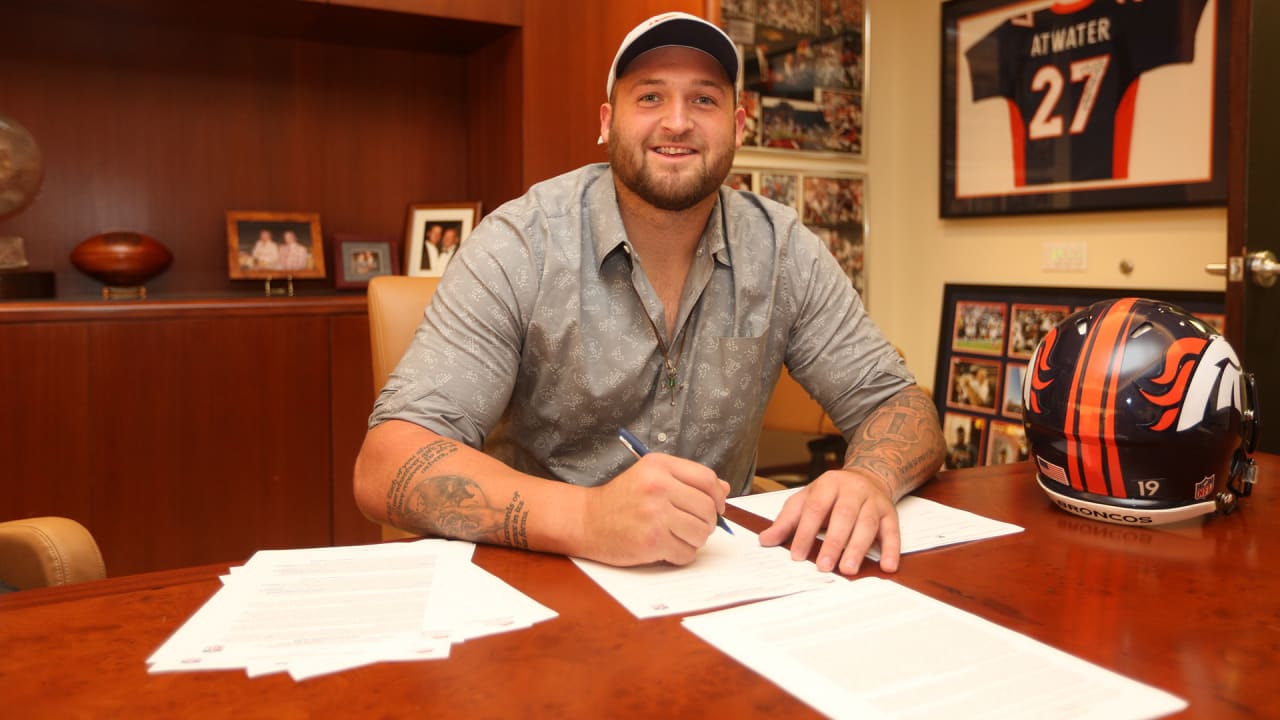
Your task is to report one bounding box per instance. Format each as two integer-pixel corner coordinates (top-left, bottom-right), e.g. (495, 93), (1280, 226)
(70, 231), (173, 299)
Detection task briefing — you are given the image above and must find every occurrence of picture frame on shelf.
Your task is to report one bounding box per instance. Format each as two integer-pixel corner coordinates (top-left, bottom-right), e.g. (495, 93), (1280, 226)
(939, 0), (1228, 217)
(932, 284), (1226, 469)
(226, 211), (325, 280)
(403, 202), (481, 278)
(332, 234), (398, 290)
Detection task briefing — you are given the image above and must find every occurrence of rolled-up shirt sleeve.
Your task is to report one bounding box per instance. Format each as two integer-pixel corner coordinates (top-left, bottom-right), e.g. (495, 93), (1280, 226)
(779, 222), (915, 441)
(368, 210), (536, 450)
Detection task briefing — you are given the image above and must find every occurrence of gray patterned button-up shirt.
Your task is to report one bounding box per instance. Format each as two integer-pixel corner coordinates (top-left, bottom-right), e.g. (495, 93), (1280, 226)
(370, 164), (913, 495)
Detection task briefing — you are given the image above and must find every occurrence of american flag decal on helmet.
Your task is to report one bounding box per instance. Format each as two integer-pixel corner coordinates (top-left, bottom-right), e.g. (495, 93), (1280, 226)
(1037, 457), (1069, 485)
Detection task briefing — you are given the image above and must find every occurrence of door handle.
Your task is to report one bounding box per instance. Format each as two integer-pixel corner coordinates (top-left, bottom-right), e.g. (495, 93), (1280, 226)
(1205, 250), (1279, 288)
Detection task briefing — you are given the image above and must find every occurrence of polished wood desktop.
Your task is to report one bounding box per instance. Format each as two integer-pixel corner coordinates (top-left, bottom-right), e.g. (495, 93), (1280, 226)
(3, 455), (1276, 718)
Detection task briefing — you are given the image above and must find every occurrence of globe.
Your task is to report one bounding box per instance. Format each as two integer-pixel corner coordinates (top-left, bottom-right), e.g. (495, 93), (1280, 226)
(0, 113), (44, 221)
(0, 112), (53, 298)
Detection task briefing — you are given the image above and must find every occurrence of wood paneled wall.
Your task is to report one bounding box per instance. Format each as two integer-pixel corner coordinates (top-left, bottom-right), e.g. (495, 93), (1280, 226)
(520, 0), (708, 187)
(1, 0), (520, 298)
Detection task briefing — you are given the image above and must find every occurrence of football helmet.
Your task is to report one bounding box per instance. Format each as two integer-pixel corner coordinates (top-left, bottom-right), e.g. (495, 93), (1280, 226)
(1023, 298), (1259, 525)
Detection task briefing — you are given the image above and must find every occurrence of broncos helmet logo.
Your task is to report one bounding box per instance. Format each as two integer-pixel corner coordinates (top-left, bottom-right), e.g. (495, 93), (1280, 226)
(1139, 335), (1244, 432)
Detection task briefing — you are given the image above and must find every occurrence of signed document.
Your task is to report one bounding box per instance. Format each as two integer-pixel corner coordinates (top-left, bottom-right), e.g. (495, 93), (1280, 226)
(729, 489), (1023, 560)
(570, 519), (842, 619)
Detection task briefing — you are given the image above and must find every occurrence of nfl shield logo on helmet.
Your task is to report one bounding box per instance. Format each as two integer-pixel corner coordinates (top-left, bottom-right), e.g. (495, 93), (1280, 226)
(1194, 475), (1215, 501)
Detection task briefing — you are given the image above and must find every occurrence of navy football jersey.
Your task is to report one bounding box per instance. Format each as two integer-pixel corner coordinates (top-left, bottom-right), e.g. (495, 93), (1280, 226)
(965, 0), (1209, 186)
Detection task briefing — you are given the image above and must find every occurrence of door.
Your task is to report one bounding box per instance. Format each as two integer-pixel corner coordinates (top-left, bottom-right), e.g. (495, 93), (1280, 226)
(1227, 0), (1279, 454)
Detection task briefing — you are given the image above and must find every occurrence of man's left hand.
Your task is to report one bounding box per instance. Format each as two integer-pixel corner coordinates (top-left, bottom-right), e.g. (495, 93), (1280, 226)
(757, 468), (901, 574)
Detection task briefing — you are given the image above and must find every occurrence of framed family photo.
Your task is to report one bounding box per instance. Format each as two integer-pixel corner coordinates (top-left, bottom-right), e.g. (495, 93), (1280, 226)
(333, 234), (398, 289)
(403, 202), (481, 278)
(226, 211), (325, 280)
(939, 0), (1228, 216)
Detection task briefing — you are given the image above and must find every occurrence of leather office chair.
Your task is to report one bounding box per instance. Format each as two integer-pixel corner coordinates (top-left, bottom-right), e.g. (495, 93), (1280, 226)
(0, 516), (106, 590)
(367, 275), (443, 540)
(368, 275), (443, 400)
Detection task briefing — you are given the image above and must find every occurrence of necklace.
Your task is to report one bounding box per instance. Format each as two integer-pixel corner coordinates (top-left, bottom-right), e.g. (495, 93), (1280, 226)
(643, 312), (690, 405)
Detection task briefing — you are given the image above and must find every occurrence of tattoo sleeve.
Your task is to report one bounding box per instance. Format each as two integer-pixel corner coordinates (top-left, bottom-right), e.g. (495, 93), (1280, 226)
(843, 385), (946, 500)
(384, 440), (531, 549)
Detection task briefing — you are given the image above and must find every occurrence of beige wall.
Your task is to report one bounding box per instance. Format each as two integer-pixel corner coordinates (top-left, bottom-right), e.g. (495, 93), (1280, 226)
(758, 0), (1228, 469)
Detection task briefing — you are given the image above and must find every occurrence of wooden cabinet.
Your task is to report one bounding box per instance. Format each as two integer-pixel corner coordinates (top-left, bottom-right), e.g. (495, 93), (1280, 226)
(0, 298), (379, 576)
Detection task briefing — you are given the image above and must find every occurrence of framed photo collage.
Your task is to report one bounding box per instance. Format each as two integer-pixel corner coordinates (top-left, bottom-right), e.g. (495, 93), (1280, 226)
(720, 0), (867, 157)
(932, 284), (1225, 472)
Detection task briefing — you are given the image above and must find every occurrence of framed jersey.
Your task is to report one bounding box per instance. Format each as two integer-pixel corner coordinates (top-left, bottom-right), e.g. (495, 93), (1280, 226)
(940, 0), (1228, 217)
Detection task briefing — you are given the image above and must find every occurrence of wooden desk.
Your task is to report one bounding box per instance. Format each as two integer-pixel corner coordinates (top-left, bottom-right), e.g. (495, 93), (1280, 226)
(3, 455), (1277, 718)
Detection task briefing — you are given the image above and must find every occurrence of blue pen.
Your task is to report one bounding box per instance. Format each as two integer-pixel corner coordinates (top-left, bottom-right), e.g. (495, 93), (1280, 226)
(618, 427), (734, 535)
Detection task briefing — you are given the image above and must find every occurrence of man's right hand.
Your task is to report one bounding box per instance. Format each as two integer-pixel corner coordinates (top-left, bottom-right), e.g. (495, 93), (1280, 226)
(580, 453), (729, 566)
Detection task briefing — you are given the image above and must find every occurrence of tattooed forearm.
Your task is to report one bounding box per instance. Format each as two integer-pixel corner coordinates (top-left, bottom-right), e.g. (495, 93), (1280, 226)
(386, 440), (458, 523)
(501, 492), (530, 550)
(384, 440), (531, 548)
(844, 386), (946, 500)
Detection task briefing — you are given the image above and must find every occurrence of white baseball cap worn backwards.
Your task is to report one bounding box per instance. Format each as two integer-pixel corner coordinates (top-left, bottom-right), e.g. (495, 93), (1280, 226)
(606, 12), (740, 98)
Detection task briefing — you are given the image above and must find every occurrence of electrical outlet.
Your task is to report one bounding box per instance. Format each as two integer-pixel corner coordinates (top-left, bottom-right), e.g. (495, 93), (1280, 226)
(1042, 241), (1087, 272)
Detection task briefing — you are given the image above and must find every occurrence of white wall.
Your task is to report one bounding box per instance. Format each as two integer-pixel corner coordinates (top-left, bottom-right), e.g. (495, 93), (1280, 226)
(865, 0), (1227, 388)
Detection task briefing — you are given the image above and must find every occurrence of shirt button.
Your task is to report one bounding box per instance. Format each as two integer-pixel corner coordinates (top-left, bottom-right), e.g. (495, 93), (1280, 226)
(657, 432), (668, 442)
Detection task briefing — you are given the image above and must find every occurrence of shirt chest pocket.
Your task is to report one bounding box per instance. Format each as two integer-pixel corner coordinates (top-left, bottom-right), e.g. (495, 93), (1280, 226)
(687, 335), (773, 400)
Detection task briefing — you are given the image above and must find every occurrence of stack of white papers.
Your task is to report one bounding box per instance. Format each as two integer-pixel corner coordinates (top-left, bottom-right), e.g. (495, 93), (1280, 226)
(728, 489), (1024, 560)
(147, 540), (557, 681)
(683, 578), (1187, 720)
(571, 518), (844, 619)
